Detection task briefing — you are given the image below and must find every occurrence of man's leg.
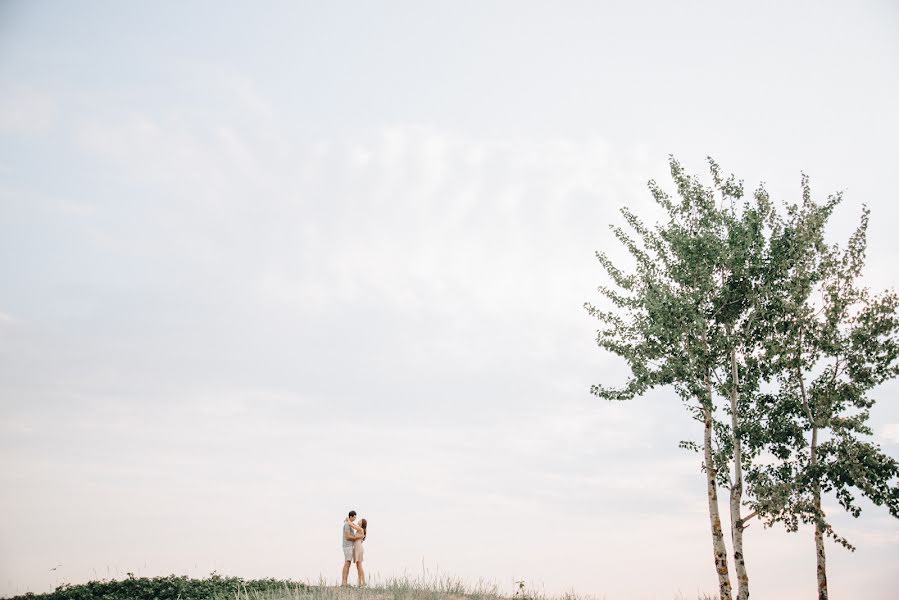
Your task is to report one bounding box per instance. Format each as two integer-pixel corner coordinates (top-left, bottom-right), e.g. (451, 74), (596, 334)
(342, 560), (351, 586)
(356, 561), (365, 587)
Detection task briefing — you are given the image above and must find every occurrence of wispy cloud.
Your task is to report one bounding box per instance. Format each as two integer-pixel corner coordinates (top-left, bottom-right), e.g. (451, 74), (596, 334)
(0, 85), (57, 135)
(881, 423), (899, 444)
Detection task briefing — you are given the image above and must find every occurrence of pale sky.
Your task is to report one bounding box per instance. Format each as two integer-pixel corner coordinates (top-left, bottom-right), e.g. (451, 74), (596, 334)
(1, 2), (898, 599)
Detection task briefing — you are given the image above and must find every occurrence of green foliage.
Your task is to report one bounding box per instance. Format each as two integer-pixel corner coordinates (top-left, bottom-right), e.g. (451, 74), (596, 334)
(585, 155), (781, 463)
(1, 573), (306, 600)
(743, 179), (899, 549)
(586, 155), (794, 599)
(586, 156), (730, 409)
(586, 154), (899, 595)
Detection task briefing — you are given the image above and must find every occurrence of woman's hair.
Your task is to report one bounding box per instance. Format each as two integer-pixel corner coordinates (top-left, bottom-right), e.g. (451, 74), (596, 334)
(359, 518), (367, 540)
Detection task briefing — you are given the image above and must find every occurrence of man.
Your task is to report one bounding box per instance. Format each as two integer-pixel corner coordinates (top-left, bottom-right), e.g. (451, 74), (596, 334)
(341, 510), (362, 586)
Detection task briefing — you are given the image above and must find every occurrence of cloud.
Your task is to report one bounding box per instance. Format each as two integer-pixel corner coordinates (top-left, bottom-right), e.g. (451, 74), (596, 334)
(15, 78), (893, 600)
(0, 419), (33, 434)
(0, 85), (57, 134)
(881, 423), (899, 444)
(66, 106), (666, 327)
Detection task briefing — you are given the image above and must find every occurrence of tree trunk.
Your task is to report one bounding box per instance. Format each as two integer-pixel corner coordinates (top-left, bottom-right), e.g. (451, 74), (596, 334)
(814, 491), (828, 600)
(799, 360), (827, 600)
(728, 347), (750, 599)
(703, 392), (733, 600)
(811, 425), (827, 600)
(729, 490), (749, 599)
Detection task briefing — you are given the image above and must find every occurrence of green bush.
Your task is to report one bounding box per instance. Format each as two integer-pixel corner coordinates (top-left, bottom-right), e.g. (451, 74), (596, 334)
(2, 572), (307, 600)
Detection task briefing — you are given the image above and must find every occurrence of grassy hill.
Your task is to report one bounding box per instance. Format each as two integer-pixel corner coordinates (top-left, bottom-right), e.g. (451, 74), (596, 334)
(1, 574), (515, 600)
(1, 573), (307, 600)
(2, 573), (716, 600)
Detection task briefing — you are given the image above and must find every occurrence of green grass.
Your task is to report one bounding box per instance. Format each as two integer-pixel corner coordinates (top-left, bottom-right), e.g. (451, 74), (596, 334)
(0, 573), (304, 600)
(1, 573), (718, 600)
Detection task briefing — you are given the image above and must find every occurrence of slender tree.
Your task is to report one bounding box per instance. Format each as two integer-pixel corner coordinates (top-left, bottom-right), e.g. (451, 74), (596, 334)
(586, 156), (776, 600)
(743, 180), (899, 600)
(703, 165), (779, 600)
(589, 159), (899, 599)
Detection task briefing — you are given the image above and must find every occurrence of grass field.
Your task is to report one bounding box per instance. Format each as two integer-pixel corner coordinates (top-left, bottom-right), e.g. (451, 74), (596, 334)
(1, 573), (717, 600)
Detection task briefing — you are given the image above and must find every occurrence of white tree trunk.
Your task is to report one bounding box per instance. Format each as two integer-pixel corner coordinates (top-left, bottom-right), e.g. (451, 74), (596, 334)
(728, 475), (749, 599)
(811, 425), (828, 600)
(814, 493), (828, 600)
(728, 349), (750, 599)
(799, 364), (827, 600)
(703, 398), (733, 600)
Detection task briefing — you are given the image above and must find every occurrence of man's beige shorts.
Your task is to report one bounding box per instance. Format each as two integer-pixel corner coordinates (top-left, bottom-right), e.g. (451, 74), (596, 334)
(343, 545), (354, 562)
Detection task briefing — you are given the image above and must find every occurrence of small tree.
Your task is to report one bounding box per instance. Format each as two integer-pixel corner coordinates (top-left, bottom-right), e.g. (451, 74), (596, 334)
(744, 180), (899, 600)
(586, 156), (779, 600)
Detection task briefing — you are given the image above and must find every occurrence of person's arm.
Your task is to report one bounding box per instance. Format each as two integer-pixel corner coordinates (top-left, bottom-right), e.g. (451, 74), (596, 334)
(346, 521), (363, 533)
(343, 520), (358, 542)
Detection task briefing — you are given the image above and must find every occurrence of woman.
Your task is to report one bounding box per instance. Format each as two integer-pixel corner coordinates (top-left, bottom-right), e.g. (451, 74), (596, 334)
(346, 518), (367, 586)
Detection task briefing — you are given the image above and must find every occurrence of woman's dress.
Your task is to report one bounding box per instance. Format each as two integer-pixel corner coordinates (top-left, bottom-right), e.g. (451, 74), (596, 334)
(353, 537), (364, 563)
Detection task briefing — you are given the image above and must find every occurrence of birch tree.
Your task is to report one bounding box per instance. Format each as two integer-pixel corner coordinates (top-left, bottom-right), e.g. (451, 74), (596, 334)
(585, 156), (775, 600)
(743, 181), (899, 600)
(703, 165), (781, 600)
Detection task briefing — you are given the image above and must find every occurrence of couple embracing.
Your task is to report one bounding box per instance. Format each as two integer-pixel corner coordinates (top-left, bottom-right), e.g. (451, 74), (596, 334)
(340, 510), (368, 586)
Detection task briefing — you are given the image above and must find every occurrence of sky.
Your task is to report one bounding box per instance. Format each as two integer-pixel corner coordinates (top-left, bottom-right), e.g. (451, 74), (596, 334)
(1, 1), (898, 599)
